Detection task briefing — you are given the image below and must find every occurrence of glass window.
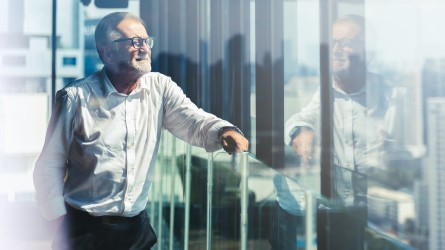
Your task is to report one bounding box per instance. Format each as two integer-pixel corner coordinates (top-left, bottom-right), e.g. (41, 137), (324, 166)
(2, 0), (444, 249)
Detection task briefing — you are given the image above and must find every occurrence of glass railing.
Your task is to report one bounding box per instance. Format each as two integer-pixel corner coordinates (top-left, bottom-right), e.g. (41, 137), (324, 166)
(148, 131), (417, 250)
(0, 130), (417, 249)
(147, 132), (330, 250)
(208, 150), (327, 250)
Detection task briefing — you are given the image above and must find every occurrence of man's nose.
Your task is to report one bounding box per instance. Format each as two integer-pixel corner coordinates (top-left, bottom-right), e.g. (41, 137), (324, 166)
(138, 43), (151, 56)
(332, 42), (344, 53)
(139, 42), (151, 51)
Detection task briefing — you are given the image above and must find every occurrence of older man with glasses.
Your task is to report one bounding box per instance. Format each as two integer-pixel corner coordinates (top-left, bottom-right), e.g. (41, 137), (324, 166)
(33, 11), (248, 250)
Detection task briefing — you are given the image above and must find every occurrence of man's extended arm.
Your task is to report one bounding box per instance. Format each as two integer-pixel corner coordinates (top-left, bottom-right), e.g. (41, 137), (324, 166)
(162, 77), (247, 152)
(284, 89), (321, 144)
(285, 89), (321, 164)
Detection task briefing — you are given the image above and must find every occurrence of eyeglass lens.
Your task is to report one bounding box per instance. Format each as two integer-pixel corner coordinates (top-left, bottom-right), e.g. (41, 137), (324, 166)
(132, 37), (154, 49)
(332, 39), (353, 48)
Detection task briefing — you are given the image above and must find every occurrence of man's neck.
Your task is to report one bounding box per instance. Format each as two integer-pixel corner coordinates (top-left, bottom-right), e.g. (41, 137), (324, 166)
(105, 69), (140, 95)
(334, 71), (366, 94)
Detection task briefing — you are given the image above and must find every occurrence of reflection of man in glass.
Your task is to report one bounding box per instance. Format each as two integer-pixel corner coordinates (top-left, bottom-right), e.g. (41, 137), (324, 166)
(276, 15), (401, 249)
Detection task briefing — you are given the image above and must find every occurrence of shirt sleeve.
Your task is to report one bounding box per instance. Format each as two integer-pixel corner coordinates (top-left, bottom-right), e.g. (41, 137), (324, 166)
(284, 88), (321, 145)
(33, 88), (76, 220)
(161, 77), (233, 152)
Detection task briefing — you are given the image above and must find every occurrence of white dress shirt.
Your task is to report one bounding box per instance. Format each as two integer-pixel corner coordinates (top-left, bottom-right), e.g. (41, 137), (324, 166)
(33, 69), (233, 220)
(285, 72), (400, 171)
(283, 72), (402, 207)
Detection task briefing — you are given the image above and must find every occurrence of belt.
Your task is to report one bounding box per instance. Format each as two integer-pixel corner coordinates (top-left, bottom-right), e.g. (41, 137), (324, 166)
(101, 215), (124, 225)
(65, 203), (145, 226)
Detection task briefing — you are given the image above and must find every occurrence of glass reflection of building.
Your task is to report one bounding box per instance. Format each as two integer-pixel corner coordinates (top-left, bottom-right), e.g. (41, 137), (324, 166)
(2, 0), (445, 249)
(425, 98), (445, 250)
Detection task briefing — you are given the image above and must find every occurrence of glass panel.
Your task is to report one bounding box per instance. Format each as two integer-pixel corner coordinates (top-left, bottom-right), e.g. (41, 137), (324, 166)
(149, 132), (187, 250)
(282, 0), (438, 249)
(211, 151), (288, 249)
(153, 134), (343, 250)
(363, 1), (431, 249)
(172, 140), (212, 249)
(283, 0), (321, 198)
(210, 150), (343, 250)
(3, 0), (445, 249)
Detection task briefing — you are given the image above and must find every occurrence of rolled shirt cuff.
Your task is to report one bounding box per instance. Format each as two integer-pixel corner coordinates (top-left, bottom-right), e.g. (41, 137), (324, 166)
(205, 121), (234, 152)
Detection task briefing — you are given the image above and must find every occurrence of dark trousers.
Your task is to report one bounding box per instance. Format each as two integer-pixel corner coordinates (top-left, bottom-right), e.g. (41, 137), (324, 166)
(269, 202), (300, 250)
(317, 206), (367, 250)
(53, 204), (157, 250)
(269, 201), (366, 250)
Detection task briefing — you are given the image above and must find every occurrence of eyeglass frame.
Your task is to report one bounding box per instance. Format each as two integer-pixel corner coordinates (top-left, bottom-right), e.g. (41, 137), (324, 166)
(331, 38), (363, 48)
(112, 36), (155, 49)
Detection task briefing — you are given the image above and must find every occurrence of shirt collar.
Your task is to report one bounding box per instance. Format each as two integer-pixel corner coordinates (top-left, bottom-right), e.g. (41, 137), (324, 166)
(332, 74), (367, 96)
(100, 68), (151, 96)
(100, 69), (119, 97)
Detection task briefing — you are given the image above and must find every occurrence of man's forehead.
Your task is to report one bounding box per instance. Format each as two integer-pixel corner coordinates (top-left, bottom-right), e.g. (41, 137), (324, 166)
(332, 21), (362, 38)
(115, 19), (148, 36)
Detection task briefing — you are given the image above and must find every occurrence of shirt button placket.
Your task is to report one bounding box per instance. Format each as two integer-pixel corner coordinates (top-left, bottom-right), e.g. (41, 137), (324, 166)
(124, 96), (136, 212)
(344, 98), (355, 169)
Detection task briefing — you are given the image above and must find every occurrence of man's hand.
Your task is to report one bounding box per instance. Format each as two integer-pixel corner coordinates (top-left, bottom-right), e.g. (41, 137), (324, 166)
(291, 128), (315, 166)
(220, 130), (249, 154)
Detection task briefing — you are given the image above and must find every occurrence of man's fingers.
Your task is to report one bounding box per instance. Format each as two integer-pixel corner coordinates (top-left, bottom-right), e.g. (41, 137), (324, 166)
(222, 136), (237, 152)
(221, 133), (249, 154)
(293, 141), (314, 167)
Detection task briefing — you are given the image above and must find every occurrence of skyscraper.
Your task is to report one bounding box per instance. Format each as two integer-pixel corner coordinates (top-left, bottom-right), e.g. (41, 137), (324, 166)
(425, 97), (445, 250)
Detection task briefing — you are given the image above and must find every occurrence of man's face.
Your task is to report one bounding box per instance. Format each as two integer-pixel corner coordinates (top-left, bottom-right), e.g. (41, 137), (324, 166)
(105, 19), (152, 77)
(331, 21), (365, 76)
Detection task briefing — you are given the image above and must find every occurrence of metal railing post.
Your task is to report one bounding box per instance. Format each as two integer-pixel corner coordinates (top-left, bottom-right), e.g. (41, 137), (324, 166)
(305, 191), (314, 250)
(183, 144), (192, 250)
(206, 152), (214, 250)
(239, 152), (249, 250)
(157, 133), (166, 250)
(169, 135), (177, 250)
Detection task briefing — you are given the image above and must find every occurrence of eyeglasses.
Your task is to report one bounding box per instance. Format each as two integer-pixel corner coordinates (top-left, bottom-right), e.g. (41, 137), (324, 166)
(332, 38), (362, 48)
(113, 36), (155, 49)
